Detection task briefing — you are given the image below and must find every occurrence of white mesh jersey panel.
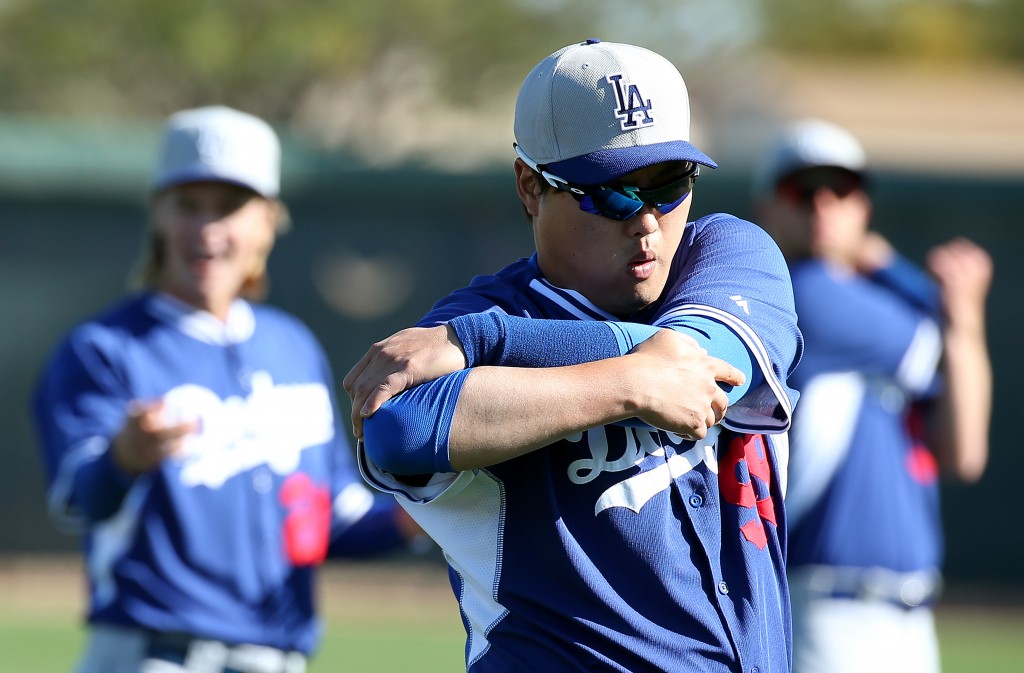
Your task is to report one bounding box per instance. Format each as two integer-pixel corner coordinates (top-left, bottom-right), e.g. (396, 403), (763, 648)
(358, 448), (509, 667)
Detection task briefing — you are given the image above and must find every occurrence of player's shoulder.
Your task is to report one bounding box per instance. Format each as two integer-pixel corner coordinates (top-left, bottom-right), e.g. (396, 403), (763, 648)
(789, 259), (870, 299)
(690, 212), (778, 246)
(248, 302), (325, 349)
(42, 293), (153, 373)
(421, 256), (538, 323)
(468, 257), (538, 295)
(250, 301), (308, 330)
(788, 259), (903, 329)
(62, 292), (154, 347)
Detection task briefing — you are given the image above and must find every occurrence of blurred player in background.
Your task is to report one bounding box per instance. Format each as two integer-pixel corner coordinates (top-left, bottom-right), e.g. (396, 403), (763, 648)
(32, 105), (422, 673)
(344, 38), (803, 672)
(754, 118), (994, 673)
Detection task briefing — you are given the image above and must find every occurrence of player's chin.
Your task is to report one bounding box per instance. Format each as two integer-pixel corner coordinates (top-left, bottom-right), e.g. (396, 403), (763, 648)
(605, 286), (660, 316)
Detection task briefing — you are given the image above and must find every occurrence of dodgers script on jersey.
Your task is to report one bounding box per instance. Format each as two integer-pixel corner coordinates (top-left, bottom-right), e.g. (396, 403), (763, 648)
(33, 293), (400, 655)
(359, 213), (803, 672)
(785, 258), (945, 573)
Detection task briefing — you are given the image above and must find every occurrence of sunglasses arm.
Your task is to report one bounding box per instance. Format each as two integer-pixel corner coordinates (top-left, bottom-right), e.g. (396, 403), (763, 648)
(513, 143), (585, 195)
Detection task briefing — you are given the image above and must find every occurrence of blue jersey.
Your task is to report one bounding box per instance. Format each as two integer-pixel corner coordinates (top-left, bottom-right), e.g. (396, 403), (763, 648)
(785, 258), (944, 573)
(359, 214), (803, 672)
(32, 292), (404, 654)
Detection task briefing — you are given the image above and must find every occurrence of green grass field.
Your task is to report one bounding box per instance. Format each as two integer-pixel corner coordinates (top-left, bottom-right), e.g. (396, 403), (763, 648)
(2, 557), (1022, 672)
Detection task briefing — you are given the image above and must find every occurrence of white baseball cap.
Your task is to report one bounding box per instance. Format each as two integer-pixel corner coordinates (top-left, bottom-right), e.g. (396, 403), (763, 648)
(755, 118), (867, 195)
(514, 38), (716, 186)
(151, 105), (281, 198)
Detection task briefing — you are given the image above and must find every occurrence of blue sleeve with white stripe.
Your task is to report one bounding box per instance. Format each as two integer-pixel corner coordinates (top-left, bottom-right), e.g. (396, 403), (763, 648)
(32, 327), (138, 523)
(655, 214), (803, 416)
(448, 311), (760, 405)
(362, 312), (764, 475)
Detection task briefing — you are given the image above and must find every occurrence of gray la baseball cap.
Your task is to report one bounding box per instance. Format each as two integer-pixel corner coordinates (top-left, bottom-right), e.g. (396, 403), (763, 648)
(514, 38), (716, 186)
(151, 105), (281, 198)
(755, 118), (867, 195)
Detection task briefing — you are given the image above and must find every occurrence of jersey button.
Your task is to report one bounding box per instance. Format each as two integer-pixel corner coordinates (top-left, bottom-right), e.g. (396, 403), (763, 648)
(718, 581), (729, 595)
(237, 368), (254, 391)
(252, 468), (273, 493)
(688, 493), (703, 508)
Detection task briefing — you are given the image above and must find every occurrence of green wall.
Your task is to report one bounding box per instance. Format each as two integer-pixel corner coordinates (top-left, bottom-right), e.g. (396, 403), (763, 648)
(3, 166), (1020, 586)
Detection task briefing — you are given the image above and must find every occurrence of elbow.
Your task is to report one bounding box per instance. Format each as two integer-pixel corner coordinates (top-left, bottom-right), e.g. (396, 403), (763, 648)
(953, 451), (988, 484)
(937, 440), (989, 484)
(362, 404), (441, 475)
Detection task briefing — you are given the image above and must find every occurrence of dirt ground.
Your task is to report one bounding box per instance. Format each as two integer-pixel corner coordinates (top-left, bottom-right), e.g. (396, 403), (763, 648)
(4, 553), (1021, 624)
(0, 554), (457, 622)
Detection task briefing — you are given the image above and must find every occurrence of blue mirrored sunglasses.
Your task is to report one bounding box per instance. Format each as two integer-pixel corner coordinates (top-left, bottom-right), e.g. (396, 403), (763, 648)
(514, 143), (700, 222)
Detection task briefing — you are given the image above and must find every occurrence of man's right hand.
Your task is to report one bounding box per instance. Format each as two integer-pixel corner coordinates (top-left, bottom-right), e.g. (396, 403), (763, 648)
(112, 400), (197, 475)
(344, 325), (467, 439)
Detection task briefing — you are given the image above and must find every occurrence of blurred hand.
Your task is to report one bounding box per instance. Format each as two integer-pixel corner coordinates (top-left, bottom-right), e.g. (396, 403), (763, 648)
(393, 507), (432, 552)
(626, 329), (745, 440)
(927, 238), (993, 328)
(853, 230), (895, 275)
(344, 325), (467, 439)
(112, 400), (198, 475)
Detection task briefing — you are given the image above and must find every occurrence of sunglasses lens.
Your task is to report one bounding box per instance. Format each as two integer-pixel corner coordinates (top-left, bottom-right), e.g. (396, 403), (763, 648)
(778, 168), (862, 205)
(578, 191), (645, 221)
(576, 173), (697, 221)
(654, 192), (689, 215)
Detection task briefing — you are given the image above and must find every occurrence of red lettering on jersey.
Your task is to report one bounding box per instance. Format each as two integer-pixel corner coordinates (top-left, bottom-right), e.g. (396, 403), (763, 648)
(280, 473), (332, 566)
(905, 403), (939, 485)
(906, 444), (939, 484)
(719, 434), (777, 550)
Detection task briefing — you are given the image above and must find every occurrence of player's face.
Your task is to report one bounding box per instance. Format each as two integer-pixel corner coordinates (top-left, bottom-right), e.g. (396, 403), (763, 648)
(762, 168), (871, 266)
(522, 161), (694, 317)
(152, 181), (278, 319)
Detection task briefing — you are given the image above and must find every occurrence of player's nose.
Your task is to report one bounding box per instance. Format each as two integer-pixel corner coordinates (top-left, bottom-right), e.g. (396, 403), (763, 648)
(626, 208), (660, 236)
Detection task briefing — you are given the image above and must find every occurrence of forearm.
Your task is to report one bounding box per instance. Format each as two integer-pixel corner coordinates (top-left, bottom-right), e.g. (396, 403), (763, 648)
(363, 360), (634, 474)
(451, 312), (757, 404)
(930, 321), (992, 482)
(868, 253), (941, 315)
(328, 497), (406, 557)
(447, 360), (640, 471)
(362, 328), (740, 475)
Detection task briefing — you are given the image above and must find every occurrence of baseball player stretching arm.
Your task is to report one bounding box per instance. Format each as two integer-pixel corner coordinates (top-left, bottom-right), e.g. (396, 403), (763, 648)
(342, 39), (803, 673)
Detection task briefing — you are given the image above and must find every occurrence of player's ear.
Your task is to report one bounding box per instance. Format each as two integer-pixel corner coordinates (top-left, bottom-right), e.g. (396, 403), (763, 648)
(514, 159), (543, 218)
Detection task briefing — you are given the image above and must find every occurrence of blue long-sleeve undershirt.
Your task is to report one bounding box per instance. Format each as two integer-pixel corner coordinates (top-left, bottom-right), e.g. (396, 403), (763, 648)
(71, 443), (137, 521)
(362, 314), (762, 475)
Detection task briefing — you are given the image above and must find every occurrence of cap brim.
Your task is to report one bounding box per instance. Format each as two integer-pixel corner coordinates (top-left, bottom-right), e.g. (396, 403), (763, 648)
(152, 166), (273, 198)
(546, 140), (717, 185)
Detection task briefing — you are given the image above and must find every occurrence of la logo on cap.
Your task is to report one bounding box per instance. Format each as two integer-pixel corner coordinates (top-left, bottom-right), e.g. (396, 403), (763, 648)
(607, 73), (654, 131)
(196, 127), (230, 164)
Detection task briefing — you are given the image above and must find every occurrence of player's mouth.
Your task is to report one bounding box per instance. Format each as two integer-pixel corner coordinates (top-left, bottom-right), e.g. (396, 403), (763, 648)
(627, 251), (657, 280)
(187, 250), (227, 275)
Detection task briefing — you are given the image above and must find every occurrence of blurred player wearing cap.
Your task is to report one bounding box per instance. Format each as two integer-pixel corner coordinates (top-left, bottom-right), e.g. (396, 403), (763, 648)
(343, 39), (803, 672)
(32, 105), (423, 673)
(754, 119), (994, 673)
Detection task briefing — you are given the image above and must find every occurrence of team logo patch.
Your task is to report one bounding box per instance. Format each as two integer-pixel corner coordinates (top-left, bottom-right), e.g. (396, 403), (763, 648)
(607, 73), (654, 131)
(720, 434), (777, 550)
(196, 127), (228, 163)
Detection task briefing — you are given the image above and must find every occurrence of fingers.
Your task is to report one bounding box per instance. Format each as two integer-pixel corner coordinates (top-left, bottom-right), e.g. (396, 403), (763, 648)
(341, 355), (368, 400)
(686, 387), (730, 441)
(114, 400), (197, 474)
(929, 238), (993, 283)
(713, 360), (746, 389)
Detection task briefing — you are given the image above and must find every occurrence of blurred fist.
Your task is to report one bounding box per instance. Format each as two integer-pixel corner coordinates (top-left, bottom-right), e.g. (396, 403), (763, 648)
(853, 231), (895, 275)
(927, 238), (993, 326)
(112, 399), (198, 475)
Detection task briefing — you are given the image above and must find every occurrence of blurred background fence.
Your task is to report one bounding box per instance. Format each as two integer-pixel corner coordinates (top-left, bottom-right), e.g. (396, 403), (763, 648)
(1, 0), (1023, 592)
